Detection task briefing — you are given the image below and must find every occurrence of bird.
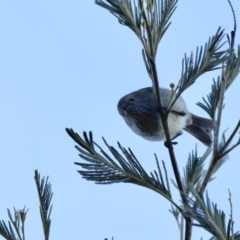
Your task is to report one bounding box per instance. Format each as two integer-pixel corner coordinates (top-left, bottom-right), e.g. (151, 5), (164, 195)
(117, 87), (214, 146)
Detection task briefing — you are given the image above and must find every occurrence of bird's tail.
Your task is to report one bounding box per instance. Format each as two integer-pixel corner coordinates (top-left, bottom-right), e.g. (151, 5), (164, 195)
(184, 114), (215, 146)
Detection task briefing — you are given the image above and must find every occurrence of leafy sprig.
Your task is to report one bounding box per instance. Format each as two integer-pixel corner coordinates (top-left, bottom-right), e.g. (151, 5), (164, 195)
(182, 146), (212, 194)
(66, 128), (182, 209)
(0, 207), (28, 240)
(197, 45), (240, 119)
(34, 170), (53, 240)
(95, 0), (177, 58)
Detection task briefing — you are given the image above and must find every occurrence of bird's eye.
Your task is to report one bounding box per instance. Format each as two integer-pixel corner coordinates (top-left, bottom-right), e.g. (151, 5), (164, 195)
(129, 98), (135, 103)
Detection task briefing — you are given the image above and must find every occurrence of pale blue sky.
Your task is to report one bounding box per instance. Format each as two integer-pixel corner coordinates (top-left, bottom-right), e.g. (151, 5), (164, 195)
(1, 1), (240, 239)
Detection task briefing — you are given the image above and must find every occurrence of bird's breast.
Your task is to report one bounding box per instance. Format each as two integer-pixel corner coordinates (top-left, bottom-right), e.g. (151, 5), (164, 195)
(167, 112), (191, 137)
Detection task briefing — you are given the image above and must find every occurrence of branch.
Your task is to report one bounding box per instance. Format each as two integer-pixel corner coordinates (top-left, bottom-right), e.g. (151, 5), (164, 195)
(200, 123), (240, 192)
(200, 46), (240, 192)
(197, 6), (240, 191)
(227, 189), (234, 239)
(94, 1), (191, 238)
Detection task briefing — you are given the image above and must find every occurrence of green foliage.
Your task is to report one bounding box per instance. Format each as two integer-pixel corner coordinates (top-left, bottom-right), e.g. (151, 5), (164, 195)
(64, 0), (240, 239)
(183, 188), (240, 240)
(1, 0), (239, 240)
(0, 171), (53, 240)
(177, 28), (233, 94)
(65, 0), (240, 239)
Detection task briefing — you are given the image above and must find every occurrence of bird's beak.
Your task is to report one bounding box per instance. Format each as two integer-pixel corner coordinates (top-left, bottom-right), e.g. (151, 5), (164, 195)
(117, 99), (127, 116)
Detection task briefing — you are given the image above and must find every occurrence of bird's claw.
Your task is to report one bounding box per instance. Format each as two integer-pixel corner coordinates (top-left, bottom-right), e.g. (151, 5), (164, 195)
(164, 140), (178, 148)
(156, 106), (186, 116)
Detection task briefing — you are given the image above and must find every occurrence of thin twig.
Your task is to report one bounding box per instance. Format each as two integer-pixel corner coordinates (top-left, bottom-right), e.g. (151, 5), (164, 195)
(180, 214), (184, 240)
(20, 208), (27, 240)
(214, 67), (226, 154)
(228, 189), (234, 239)
(219, 120), (240, 154)
(147, 28), (192, 240)
(141, 2), (192, 239)
(200, 73), (225, 192)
